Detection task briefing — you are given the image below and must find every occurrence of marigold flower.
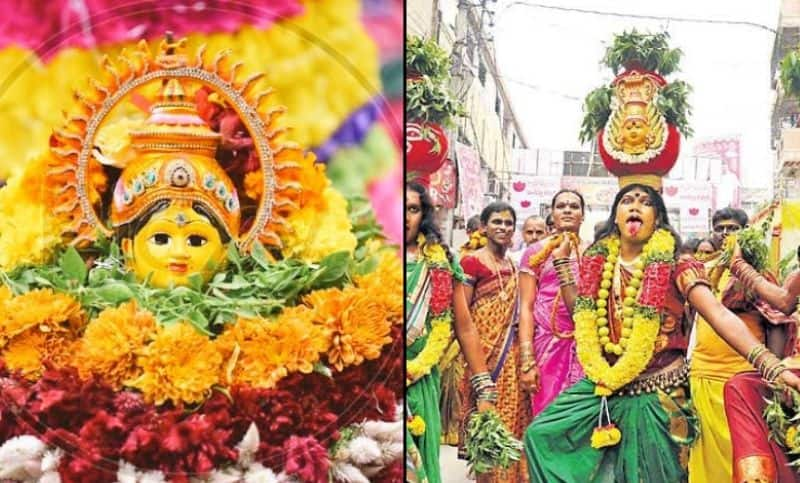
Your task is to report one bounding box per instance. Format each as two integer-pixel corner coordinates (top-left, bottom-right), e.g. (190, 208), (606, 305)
(72, 302), (158, 389)
(127, 323), (222, 405)
(306, 287), (392, 371)
(282, 187), (357, 262)
(354, 250), (402, 324)
(217, 307), (330, 389)
(0, 289), (82, 347)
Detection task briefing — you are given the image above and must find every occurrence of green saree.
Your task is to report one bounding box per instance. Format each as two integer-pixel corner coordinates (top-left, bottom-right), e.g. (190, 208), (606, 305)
(406, 253), (464, 483)
(525, 379), (697, 483)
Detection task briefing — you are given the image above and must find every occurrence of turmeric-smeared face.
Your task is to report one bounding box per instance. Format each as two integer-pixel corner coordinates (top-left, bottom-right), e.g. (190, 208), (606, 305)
(615, 188), (657, 244)
(123, 202), (226, 288)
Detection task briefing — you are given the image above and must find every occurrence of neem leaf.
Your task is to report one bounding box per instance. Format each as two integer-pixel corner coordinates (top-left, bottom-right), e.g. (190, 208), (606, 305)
(251, 241), (271, 270)
(94, 282), (135, 305)
(59, 247), (87, 284)
(312, 251), (351, 288)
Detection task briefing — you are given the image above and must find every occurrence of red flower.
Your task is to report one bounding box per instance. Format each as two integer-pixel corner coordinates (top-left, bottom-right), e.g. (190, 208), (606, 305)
(283, 435), (330, 483)
(639, 262), (672, 308)
(579, 256), (605, 297)
(429, 269), (453, 315)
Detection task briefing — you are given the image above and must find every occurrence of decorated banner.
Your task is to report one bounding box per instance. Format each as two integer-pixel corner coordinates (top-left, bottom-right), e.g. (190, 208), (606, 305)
(509, 175), (561, 219)
(456, 142), (485, 220)
(561, 176), (619, 207)
(694, 137), (741, 208)
(429, 158), (458, 208)
(664, 180), (712, 234)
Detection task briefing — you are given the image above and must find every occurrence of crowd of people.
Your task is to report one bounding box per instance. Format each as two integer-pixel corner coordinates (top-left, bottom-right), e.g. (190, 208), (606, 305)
(406, 178), (800, 483)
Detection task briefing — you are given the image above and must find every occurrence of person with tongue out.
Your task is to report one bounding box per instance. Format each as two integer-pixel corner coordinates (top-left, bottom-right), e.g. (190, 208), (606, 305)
(522, 182), (800, 483)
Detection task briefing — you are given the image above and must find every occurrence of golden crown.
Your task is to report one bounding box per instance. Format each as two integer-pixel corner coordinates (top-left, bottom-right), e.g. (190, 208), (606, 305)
(108, 75), (240, 237)
(47, 34), (305, 250)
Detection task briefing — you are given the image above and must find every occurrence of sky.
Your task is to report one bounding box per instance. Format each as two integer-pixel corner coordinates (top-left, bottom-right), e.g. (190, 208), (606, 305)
(494, 0), (781, 190)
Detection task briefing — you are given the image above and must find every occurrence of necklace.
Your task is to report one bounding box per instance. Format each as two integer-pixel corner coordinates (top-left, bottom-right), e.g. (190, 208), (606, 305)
(483, 251), (514, 301)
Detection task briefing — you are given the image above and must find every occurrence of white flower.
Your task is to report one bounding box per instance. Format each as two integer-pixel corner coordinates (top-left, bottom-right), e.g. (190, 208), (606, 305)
(0, 435), (46, 479)
(41, 448), (63, 473)
(329, 462), (369, 483)
(208, 468), (244, 483)
(236, 422), (260, 467)
(116, 461), (167, 483)
(360, 420), (402, 443)
(378, 441), (402, 465)
(244, 463), (279, 483)
(345, 437), (381, 465)
(39, 472), (61, 483)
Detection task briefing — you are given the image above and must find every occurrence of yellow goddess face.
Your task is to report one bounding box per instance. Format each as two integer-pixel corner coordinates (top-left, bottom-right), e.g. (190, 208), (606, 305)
(122, 202), (227, 288)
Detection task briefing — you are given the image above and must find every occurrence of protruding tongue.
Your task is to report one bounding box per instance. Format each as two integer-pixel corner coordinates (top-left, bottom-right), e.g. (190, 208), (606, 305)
(626, 220), (642, 236)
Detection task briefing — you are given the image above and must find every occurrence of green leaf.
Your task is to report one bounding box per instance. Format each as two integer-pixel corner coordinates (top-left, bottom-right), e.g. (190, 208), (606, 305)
(59, 247), (87, 284)
(93, 282), (135, 305)
(251, 241), (271, 270)
(227, 243), (242, 271)
(313, 251), (351, 289)
(187, 274), (204, 292)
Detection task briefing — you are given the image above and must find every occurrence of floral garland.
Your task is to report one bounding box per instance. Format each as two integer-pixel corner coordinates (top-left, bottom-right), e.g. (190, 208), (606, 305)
(574, 229), (675, 395)
(0, 242), (402, 481)
(406, 235), (454, 386)
(527, 232), (581, 270)
(461, 230), (488, 253)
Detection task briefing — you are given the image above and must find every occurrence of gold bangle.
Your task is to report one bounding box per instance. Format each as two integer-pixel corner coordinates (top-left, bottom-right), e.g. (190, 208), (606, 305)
(521, 359), (537, 373)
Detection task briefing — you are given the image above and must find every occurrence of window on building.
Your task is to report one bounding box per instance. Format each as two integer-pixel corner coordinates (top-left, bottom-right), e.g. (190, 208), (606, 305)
(562, 151), (609, 177)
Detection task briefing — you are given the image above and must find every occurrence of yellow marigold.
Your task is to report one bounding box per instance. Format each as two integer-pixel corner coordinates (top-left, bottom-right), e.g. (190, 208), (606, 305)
(0, 165), (67, 270)
(305, 286), (392, 371)
(3, 330), (75, 380)
(72, 302), (158, 389)
(0, 289), (82, 347)
(3, 331), (46, 379)
(216, 306), (330, 389)
(355, 250), (402, 324)
(282, 187), (357, 262)
(408, 415), (426, 436)
(127, 323), (222, 405)
(244, 170), (263, 201)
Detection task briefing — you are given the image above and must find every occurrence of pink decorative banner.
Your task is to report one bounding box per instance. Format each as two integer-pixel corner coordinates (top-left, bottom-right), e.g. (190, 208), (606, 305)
(429, 158), (457, 209)
(694, 137), (741, 208)
(455, 143), (485, 220)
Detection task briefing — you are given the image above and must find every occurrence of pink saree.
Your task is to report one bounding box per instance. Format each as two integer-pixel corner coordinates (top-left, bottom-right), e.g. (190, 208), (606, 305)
(520, 241), (583, 417)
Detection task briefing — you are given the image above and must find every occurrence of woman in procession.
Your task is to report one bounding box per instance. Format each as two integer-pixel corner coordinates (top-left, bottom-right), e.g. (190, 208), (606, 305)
(405, 181), (497, 483)
(455, 201), (531, 482)
(523, 180), (800, 483)
(518, 189), (587, 416)
(722, 242), (800, 482)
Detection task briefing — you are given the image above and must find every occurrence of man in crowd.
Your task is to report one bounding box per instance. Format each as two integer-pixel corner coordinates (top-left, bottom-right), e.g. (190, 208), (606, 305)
(510, 216), (548, 265)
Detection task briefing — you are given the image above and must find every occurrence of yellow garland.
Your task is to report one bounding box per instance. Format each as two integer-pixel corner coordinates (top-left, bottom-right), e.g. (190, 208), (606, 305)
(406, 317), (452, 386)
(527, 232), (580, 270)
(574, 229), (675, 394)
(408, 415), (426, 436)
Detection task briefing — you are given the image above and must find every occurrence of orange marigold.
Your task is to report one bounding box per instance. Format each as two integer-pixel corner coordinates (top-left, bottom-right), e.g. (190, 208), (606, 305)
(216, 306), (330, 389)
(305, 287), (393, 371)
(355, 250), (402, 324)
(72, 302), (158, 389)
(3, 330), (74, 380)
(0, 289), (82, 347)
(127, 323), (222, 405)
